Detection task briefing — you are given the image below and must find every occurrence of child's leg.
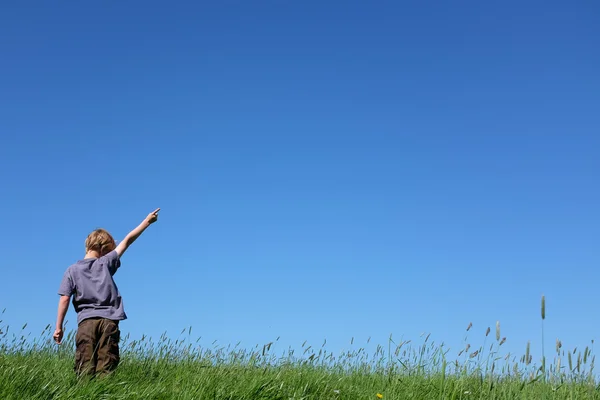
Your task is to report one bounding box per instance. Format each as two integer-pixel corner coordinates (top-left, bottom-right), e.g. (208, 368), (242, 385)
(96, 319), (120, 376)
(74, 319), (100, 376)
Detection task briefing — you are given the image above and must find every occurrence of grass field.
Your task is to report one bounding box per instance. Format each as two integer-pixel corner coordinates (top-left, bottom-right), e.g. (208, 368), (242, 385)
(1, 305), (599, 399)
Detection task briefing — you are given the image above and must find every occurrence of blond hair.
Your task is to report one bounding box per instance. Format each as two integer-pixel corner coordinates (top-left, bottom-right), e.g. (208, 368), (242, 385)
(85, 228), (116, 256)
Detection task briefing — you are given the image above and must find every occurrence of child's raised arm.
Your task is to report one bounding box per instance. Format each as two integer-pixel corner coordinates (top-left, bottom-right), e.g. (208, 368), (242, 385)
(115, 208), (160, 258)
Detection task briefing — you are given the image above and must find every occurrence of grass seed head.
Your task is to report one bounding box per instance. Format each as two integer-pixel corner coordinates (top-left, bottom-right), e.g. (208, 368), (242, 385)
(496, 321), (501, 341)
(568, 352), (573, 371)
(541, 295), (546, 320)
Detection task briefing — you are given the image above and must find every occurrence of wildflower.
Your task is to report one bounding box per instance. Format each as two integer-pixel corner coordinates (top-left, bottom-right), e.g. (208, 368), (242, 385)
(376, 394), (383, 399)
(333, 389), (340, 395)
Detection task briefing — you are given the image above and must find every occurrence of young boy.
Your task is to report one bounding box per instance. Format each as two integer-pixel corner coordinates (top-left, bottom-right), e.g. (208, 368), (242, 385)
(54, 208), (160, 377)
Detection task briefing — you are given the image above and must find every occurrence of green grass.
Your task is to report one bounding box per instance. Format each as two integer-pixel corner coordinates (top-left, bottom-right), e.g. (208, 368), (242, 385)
(1, 318), (599, 399)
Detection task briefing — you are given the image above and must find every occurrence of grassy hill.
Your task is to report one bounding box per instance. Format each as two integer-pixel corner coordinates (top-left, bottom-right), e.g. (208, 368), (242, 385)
(1, 322), (599, 399)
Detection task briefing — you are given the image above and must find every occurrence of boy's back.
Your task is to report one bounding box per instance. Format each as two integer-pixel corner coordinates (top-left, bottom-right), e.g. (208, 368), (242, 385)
(59, 250), (126, 325)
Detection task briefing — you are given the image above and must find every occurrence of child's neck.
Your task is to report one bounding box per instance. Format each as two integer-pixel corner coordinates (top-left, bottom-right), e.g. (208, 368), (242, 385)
(84, 250), (101, 259)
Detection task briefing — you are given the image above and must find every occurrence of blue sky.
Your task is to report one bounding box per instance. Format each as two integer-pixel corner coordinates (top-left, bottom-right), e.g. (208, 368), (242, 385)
(1, 1), (599, 364)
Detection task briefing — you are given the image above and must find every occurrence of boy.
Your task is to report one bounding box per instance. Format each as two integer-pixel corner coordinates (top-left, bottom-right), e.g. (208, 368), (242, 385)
(54, 208), (160, 377)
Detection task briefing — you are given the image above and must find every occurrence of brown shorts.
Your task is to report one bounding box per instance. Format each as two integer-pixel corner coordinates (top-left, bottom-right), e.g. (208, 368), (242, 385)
(74, 317), (120, 376)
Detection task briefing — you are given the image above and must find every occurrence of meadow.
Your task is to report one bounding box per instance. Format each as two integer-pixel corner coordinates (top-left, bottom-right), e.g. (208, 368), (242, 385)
(1, 299), (599, 400)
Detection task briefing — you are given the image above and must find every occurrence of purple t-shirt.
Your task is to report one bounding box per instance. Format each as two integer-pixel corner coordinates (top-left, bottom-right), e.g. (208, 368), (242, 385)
(58, 250), (127, 325)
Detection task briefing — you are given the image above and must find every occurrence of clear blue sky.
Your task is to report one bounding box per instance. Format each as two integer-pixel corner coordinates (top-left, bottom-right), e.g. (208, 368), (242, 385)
(1, 1), (598, 364)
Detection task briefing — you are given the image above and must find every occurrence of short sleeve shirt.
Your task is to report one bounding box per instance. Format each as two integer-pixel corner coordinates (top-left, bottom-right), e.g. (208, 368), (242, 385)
(58, 250), (127, 325)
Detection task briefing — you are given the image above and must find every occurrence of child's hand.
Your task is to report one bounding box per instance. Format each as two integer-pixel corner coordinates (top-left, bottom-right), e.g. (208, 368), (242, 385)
(145, 208), (160, 225)
(53, 328), (64, 344)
